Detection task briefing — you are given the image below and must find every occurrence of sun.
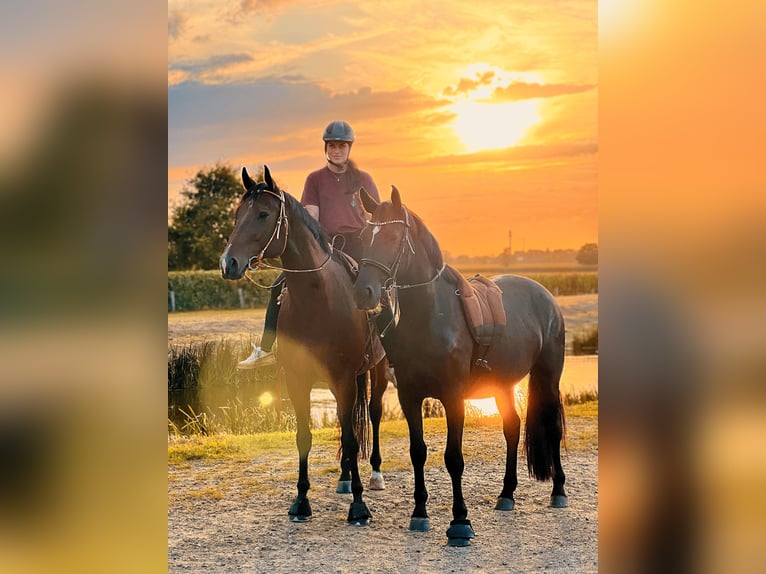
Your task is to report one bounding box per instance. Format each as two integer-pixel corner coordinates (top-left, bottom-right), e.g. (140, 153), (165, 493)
(451, 99), (540, 152)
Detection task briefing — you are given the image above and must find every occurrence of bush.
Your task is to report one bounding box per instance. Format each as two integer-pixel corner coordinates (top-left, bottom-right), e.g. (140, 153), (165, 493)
(168, 269), (282, 311)
(572, 327), (598, 355)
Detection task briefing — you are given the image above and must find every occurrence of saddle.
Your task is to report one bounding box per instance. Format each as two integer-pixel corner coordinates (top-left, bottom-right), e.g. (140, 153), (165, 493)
(448, 267), (506, 368)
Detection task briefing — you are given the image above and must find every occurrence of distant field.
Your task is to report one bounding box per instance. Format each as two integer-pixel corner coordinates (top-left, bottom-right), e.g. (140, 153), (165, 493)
(452, 262), (597, 275)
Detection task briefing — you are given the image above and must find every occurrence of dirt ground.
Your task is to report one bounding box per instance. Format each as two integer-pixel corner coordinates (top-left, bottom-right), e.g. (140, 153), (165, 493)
(168, 294), (598, 572)
(168, 420), (598, 573)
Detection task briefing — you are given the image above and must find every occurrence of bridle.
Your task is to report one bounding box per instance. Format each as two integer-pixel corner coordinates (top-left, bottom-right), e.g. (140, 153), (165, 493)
(245, 187), (289, 268)
(359, 206), (445, 291)
(237, 186), (333, 284)
(359, 206), (445, 337)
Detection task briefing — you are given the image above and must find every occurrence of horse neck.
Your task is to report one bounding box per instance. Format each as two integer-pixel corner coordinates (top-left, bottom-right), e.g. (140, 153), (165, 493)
(278, 199), (335, 281)
(396, 236), (442, 306)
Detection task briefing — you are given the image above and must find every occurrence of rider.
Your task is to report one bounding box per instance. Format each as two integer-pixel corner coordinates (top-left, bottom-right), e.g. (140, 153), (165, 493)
(238, 120), (382, 369)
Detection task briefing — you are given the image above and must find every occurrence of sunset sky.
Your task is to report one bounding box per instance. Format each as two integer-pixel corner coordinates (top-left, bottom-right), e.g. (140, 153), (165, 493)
(168, 0), (597, 256)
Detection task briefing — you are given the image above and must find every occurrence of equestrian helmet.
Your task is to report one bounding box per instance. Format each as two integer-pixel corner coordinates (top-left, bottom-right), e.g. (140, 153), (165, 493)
(322, 120), (355, 143)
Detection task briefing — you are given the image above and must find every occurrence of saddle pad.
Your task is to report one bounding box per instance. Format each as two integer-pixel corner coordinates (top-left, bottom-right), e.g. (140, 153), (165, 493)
(453, 270), (506, 347)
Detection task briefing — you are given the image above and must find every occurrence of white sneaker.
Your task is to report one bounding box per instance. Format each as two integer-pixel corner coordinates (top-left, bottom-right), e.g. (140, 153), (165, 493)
(237, 345), (276, 369)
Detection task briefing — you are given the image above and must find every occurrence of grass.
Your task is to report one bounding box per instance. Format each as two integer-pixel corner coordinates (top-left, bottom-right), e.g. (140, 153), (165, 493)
(168, 398), (598, 464)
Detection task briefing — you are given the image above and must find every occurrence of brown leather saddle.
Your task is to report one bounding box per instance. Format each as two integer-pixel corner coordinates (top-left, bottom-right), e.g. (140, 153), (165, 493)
(449, 268), (506, 369)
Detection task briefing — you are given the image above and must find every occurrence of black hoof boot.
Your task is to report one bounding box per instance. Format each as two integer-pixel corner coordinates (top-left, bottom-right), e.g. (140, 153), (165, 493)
(550, 494), (568, 508)
(408, 517), (430, 532)
(446, 519), (475, 547)
(288, 497), (312, 522)
(494, 497), (515, 511)
(347, 501), (371, 526)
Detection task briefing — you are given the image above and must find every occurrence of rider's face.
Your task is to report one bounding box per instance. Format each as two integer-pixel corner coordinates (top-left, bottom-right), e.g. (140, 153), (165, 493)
(326, 141), (350, 165)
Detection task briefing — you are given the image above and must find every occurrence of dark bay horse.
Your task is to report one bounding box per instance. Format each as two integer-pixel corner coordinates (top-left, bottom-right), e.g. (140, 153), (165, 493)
(353, 186), (568, 546)
(220, 165), (389, 525)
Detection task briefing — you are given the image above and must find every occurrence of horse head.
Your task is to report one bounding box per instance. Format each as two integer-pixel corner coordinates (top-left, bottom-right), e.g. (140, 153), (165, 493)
(220, 165), (286, 280)
(353, 185), (412, 310)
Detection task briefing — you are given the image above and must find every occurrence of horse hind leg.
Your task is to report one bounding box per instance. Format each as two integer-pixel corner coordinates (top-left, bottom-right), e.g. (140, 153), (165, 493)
(368, 363), (388, 490)
(525, 358), (568, 508)
(494, 386), (521, 511)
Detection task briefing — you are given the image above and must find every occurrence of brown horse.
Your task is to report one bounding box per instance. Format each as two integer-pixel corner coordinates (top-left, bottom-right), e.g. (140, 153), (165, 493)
(220, 165), (389, 525)
(353, 186), (568, 546)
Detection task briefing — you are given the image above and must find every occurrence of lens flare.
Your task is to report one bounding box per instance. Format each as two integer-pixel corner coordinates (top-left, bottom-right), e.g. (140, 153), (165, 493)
(258, 392), (273, 407)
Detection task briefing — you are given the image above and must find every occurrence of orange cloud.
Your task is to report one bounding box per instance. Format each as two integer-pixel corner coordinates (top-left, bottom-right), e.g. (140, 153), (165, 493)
(443, 71), (496, 96)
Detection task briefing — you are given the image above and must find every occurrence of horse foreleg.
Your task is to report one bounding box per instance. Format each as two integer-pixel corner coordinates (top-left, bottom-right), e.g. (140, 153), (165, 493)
(495, 386), (520, 510)
(401, 396), (429, 531)
(368, 363), (388, 490)
(287, 385), (312, 521)
(443, 397), (474, 546)
(336, 400), (353, 493)
(336, 387), (371, 526)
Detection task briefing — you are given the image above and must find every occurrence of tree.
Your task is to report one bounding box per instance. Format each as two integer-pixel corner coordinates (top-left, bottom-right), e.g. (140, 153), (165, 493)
(576, 243), (598, 265)
(168, 164), (252, 270)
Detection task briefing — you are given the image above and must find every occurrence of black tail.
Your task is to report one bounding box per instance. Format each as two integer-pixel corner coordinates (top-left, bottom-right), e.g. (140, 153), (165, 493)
(524, 367), (566, 481)
(353, 372), (371, 460)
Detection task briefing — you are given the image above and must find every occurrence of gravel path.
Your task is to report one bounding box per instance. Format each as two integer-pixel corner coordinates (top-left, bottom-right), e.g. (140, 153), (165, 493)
(169, 421), (598, 573)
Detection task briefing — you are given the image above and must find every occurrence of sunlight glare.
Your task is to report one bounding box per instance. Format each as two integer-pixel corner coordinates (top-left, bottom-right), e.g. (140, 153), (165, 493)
(468, 397), (499, 416)
(451, 100), (540, 152)
(259, 392), (274, 407)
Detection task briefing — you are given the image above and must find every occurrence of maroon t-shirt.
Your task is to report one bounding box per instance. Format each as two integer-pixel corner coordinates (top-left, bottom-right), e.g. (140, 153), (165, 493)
(301, 166), (380, 235)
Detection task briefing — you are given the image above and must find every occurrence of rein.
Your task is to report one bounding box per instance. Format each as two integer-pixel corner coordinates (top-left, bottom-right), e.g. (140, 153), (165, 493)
(243, 187), (334, 286)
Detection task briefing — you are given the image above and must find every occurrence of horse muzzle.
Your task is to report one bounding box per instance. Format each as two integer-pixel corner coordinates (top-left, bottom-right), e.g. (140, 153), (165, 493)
(353, 282), (380, 311)
(220, 253), (246, 280)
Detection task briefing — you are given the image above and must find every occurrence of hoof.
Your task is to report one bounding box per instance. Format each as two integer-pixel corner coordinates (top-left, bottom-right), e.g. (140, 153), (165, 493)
(494, 497), (515, 511)
(446, 519), (475, 546)
(347, 501), (371, 525)
(368, 471), (385, 491)
(408, 517), (430, 532)
(336, 480), (352, 494)
(288, 497), (312, 520)
(550, 494), (568, 508)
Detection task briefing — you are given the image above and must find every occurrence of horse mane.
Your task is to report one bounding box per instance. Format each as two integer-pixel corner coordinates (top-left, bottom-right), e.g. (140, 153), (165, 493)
(408, 209), (444, 272)
(282, 192), (332, 254)
(242, 180), (332, 255)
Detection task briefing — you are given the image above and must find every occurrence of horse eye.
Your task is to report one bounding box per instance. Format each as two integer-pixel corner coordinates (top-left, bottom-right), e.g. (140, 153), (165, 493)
(258, 211), (269, 219)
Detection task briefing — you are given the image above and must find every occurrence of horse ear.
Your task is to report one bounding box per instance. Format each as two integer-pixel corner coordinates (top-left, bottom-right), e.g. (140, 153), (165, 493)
(359, 187), (379, 214)
(263, 165), (275, 190)
(391, 185), (402, 211)
(242, 166), (256, 190)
